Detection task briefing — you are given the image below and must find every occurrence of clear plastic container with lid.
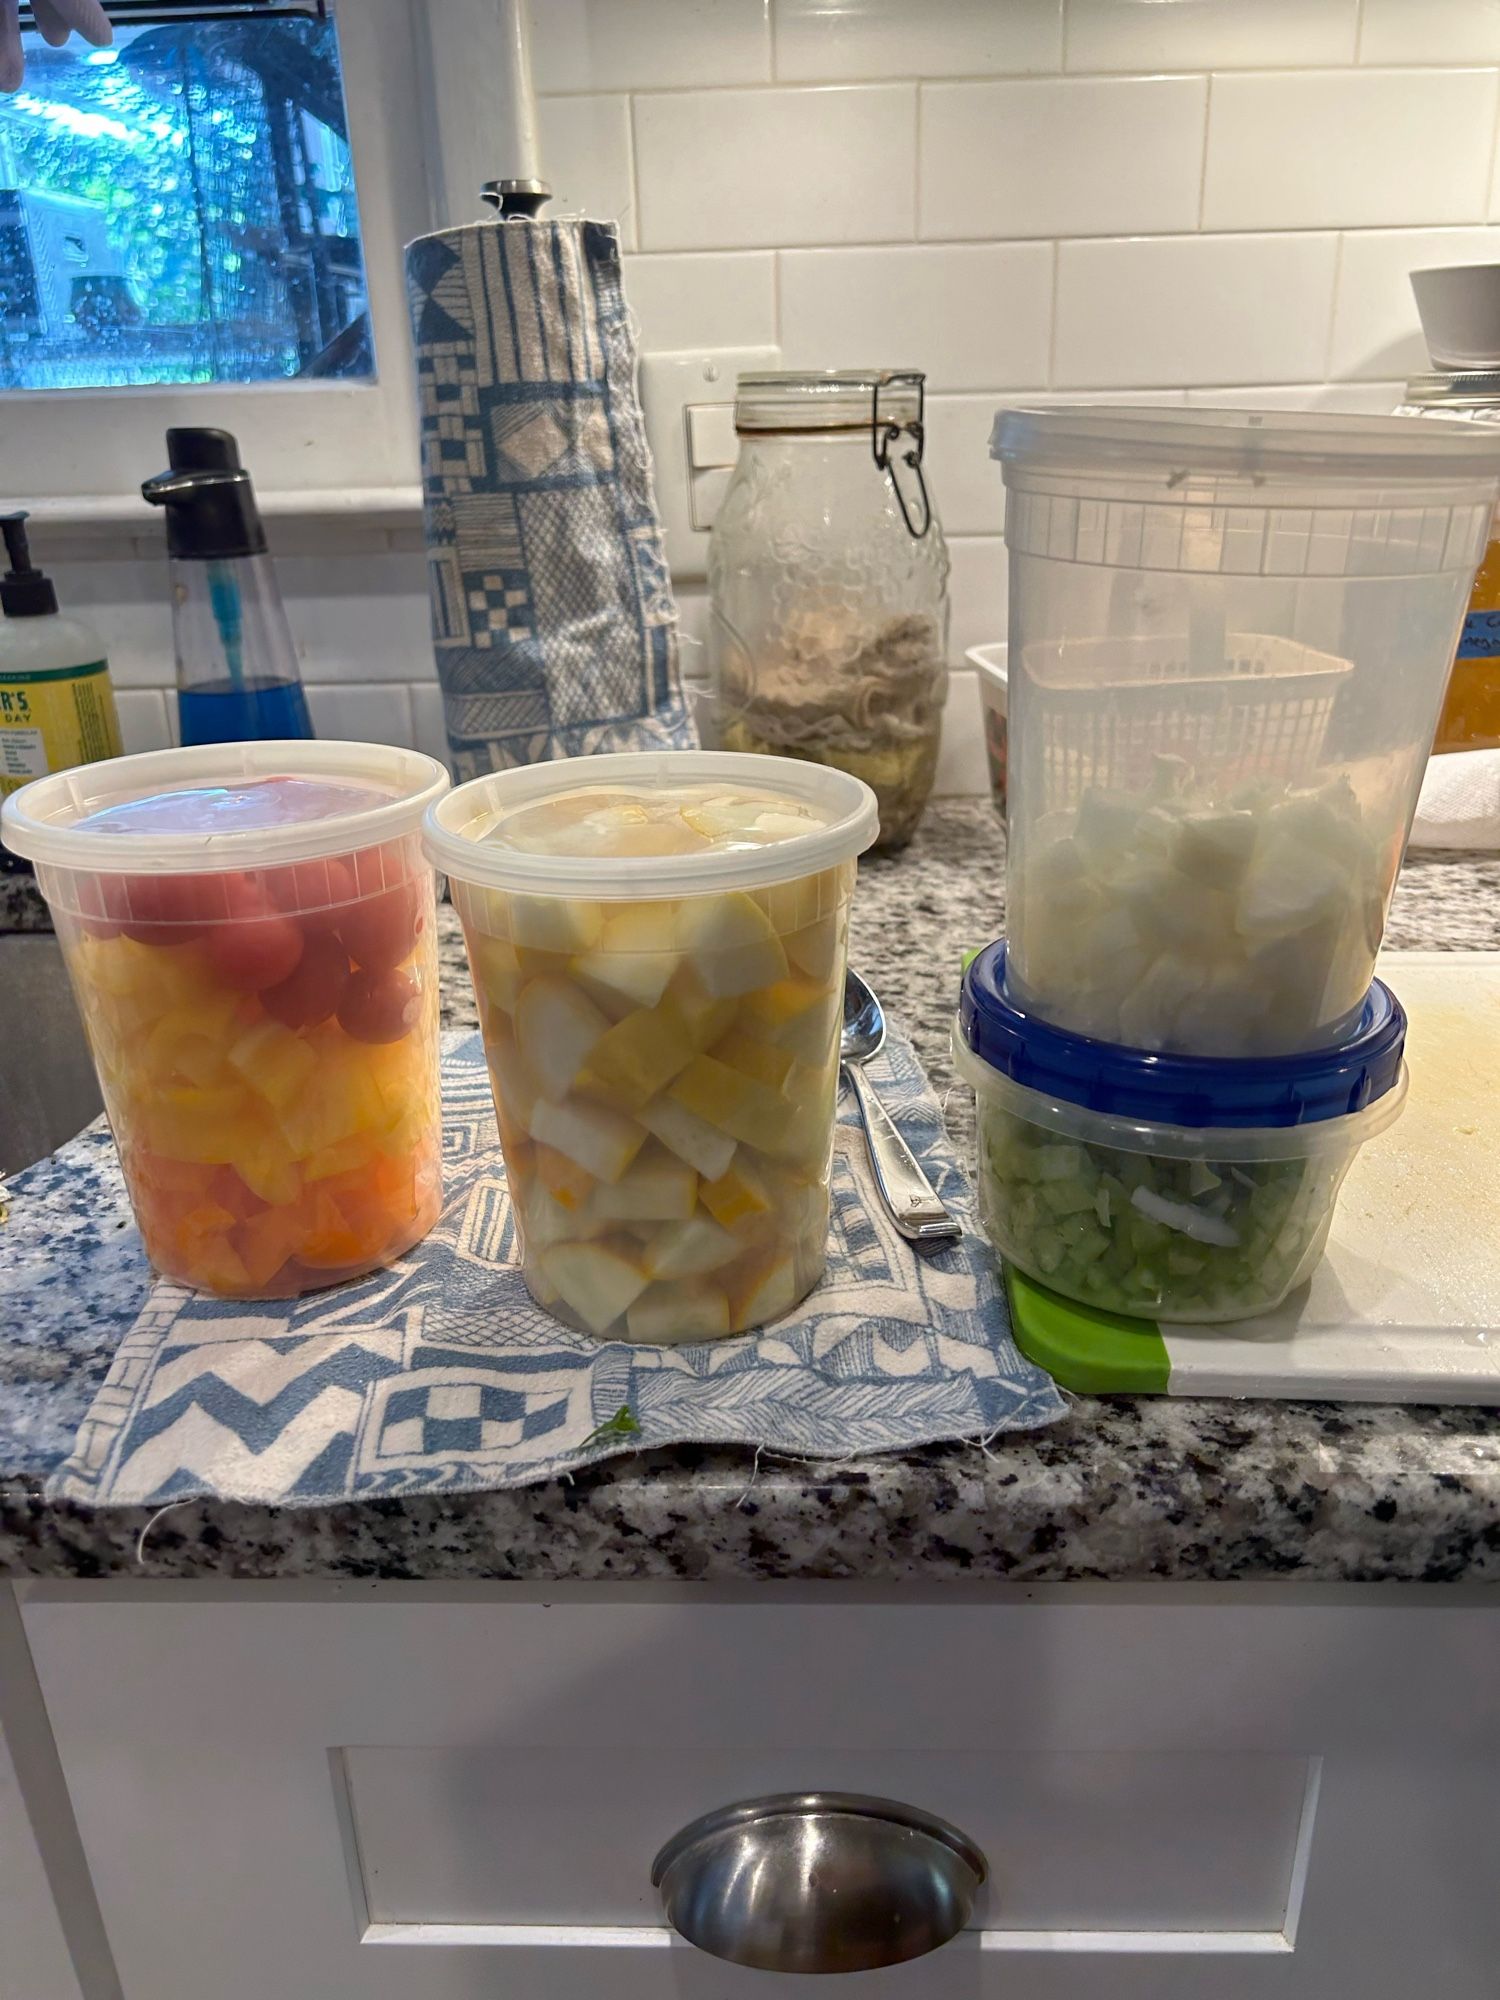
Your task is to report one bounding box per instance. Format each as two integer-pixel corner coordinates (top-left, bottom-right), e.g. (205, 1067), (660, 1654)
(957, 941), (1408, 1324)
(1, 741), (450, 1298)
(425, 750), (878, 1343)
(992, 407), (1500, 1057)
(708, 370), (949, 852)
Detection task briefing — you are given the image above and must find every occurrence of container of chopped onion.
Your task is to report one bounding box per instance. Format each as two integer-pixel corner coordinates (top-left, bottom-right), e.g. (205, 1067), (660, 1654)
(955, 942), (1409, 1325)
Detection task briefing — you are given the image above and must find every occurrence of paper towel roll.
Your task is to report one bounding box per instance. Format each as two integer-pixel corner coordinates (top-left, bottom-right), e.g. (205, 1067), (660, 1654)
(405, 216), (696, 777)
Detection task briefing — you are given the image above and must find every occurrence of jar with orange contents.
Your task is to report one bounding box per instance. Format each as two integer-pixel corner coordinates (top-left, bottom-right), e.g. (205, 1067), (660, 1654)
(1398, 371), (1500, 752)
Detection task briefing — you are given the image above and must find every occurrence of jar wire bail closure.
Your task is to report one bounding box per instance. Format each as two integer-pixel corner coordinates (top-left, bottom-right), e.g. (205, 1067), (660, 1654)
(872, 370), (931, 539)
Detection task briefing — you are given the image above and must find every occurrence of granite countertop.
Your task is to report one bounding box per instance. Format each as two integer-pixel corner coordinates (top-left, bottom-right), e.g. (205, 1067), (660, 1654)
(3, 799), (1500, 1584)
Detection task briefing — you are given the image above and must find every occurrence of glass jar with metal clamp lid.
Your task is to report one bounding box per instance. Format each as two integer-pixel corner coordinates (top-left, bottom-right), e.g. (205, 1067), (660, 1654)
(1397, 370), (1500, 753)
(707, 369), (950, 850)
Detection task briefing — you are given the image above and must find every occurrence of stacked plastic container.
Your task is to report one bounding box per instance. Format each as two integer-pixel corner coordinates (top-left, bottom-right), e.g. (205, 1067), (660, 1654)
(957, 408), (1500, 1323)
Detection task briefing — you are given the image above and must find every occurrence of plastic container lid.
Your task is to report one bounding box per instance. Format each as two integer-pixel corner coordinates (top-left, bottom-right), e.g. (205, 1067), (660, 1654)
(958, 941), (1407, 1130)
(424, 750), (879, 899)
(0, 740), (450, 873)
(991, 405), (1500, 486)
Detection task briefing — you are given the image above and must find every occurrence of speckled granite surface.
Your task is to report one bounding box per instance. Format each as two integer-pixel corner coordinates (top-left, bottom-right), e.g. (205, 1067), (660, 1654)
(0, 868), (48, 933)
(3, 799), (1499, 1582)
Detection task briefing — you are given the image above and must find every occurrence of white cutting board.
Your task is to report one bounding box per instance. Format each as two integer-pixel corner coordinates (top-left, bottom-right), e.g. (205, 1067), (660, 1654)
(1162, 951), (1500, 1402)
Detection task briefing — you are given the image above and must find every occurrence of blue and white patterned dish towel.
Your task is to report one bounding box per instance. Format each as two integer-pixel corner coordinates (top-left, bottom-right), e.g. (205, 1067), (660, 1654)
(405, 215), (695, 776)
(46, 1028), (1065, 1507)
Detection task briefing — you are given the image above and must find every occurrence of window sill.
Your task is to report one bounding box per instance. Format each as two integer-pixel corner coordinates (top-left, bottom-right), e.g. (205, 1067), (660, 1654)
(27, 486), (425, 538)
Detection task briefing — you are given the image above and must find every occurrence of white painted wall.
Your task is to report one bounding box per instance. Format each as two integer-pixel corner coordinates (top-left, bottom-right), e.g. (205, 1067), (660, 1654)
(29, 0), (1500, 791)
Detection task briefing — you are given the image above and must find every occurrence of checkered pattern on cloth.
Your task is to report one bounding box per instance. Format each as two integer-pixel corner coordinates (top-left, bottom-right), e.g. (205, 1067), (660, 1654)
(46, 1030), (1064, 1507)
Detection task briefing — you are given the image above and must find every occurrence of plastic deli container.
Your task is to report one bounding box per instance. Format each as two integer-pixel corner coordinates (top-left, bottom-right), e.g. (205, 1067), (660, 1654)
(425, 750), (879, 1343)
(2, 741), (450, 1298)
(965, 642), (1008, 816)
(992, 407), (1500, 1057)
(955, 942), (1407, 1325)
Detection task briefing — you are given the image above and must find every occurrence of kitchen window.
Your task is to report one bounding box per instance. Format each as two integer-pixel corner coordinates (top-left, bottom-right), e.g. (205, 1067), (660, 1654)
(2, 0), (431, 508)
(1, 6), (371, 391)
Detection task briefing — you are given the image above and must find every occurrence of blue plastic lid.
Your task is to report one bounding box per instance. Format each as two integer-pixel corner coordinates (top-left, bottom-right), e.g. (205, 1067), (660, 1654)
(959, 941), (1407, 1129)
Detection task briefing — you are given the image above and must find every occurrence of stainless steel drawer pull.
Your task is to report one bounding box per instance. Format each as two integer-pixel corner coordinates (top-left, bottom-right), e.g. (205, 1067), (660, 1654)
(651, 1790), (987, 1975)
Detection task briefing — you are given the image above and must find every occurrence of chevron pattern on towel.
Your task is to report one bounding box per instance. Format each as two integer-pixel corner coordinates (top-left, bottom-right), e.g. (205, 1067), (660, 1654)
(47, 1031), (1064, 1507)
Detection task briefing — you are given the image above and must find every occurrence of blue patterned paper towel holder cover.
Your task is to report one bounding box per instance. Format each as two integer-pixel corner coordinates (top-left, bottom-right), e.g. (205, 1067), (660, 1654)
(405, 215), (696, 778)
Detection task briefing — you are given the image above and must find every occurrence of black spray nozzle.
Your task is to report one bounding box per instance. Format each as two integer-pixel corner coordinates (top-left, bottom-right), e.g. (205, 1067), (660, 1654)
(142, 427), (267, 561)
(0, 510), (59, 618)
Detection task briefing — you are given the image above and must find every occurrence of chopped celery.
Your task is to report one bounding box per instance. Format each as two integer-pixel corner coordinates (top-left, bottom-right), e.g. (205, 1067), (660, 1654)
(975, 1098), (1336, 1324)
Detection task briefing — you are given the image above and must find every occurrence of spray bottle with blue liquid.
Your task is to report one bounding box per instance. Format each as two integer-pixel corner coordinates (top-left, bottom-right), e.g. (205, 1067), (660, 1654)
(142, 428), (313, 746)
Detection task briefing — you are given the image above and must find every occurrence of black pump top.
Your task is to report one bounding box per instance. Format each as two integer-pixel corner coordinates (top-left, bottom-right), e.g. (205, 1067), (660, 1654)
(141, 427), (268, 560)
(1, 512), (59, 618)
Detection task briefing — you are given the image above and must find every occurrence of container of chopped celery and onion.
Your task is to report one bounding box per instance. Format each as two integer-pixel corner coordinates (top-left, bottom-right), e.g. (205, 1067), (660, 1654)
(955, 942), (1408, 1325)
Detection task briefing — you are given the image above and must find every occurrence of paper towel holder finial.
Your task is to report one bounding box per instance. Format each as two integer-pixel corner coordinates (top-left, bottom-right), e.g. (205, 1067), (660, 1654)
(481, 177), (551, 219)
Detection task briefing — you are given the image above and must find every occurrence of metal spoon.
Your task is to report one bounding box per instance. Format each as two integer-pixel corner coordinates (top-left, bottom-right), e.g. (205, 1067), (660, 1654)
(841, 969), (962, 1243)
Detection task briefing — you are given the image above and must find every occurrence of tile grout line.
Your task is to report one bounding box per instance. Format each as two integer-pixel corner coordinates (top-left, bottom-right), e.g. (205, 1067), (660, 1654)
(913, 79), (924, 242)
(1197, 71), (1214, 231)
(625, 89), (643, 256)
(1047, 240), (1060, 389)
(533, 62), (1500, 104)
(601, 222), (1487, 259)
(1323, 232), (1346, 383)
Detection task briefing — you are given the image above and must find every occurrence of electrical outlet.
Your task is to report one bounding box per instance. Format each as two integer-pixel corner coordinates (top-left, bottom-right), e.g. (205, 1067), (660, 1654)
(639, 345), (780, 583)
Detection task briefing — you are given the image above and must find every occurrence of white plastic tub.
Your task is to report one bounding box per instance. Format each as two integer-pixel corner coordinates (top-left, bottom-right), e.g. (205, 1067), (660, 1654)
(425, 750), (878, 1343)
(1, 740), (451, 1297)
(956, 942), (1408, 1325)
(965, 642), (1008, 816)
(992, 406), (1500, 1056)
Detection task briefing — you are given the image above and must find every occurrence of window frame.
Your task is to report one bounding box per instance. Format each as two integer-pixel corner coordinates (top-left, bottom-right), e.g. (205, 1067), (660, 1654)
(0, 0), (431, 509)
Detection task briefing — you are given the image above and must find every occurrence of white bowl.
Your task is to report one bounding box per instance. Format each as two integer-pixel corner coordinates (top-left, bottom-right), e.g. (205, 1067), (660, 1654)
(1411, 263), (1500, 371)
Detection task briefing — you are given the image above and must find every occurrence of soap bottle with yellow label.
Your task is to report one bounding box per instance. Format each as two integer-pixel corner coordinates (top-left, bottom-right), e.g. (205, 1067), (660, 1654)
(0, 511), (123, 876)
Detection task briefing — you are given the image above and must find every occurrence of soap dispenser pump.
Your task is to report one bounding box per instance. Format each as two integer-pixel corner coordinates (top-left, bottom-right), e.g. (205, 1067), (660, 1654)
(142, 427), (314, 746)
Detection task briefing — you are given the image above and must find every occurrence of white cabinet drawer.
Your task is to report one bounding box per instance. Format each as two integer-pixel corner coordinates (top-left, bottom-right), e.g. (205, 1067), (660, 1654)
(21, 1585), (1500, 2000)
(344, 1744), (1312, 1937)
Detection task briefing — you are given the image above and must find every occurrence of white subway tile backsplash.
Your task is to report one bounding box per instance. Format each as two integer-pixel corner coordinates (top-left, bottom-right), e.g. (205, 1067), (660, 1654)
(113, 689), (171, 756)
(624, 252), (777, 352)
(1054, 234), (1338, 388)
(1203, 69), (1499, 232)
(925, 397), (1008, 537)
(409, 682), (453, 774)
(927, 390), (1191, 534)
(635, 85), (915, 250)
(1064, 0), (1357, 72)
(537, 95), (637, 249)
(46, 559), (174, 688)
(305, 684), (414, 749)
(1359, 0), (1500, 66)
(779, 244), (1052, 391)
(920, 76), (1206, 242)
(277, 554), (434, 685)
(533, 0), (771, 93)
(1330, 226), (1500, 381)
(945, 536), (1009, 661)
(774, 0), (1062, 83)
(934, 670), (992, 796)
